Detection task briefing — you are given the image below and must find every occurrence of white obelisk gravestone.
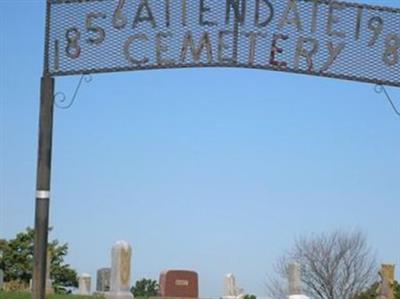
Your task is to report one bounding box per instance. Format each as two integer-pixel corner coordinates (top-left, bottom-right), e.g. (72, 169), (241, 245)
(106, 241), (134, 299)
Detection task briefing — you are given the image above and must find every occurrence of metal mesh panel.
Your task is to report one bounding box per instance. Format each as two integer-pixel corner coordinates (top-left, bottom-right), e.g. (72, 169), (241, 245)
(46, 0), (400, 87)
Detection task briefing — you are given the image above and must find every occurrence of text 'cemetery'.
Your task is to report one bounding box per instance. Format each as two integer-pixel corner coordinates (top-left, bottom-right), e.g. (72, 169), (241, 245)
(46, 0), (399, 86)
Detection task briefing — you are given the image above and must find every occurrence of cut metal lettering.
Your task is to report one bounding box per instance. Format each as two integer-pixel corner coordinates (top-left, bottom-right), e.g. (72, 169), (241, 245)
(45, 0), (400, 87)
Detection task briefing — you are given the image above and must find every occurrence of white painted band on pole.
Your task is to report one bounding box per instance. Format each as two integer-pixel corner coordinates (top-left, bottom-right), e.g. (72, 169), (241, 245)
(36, 190), (50, 199)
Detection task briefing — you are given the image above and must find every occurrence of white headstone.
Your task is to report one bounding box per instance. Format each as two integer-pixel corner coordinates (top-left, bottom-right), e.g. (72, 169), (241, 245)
(225, 273), (237, 297)
(223, 273), (245, 299)
(79, 273), (92, 295)
(288, 295), (310, 299)
(106, 241), (134, 299)
(29, 279), (53, 294)
(29, 252), (53, 294)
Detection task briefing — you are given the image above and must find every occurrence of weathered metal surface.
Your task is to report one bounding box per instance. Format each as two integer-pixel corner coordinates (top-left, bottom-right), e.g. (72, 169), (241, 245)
(45, 0), (400, 86)
(32, 75), (55, 299)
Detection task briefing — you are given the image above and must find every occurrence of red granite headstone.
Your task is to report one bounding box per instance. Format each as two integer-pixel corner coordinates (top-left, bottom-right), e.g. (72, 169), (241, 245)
(159, 270), (199, 298)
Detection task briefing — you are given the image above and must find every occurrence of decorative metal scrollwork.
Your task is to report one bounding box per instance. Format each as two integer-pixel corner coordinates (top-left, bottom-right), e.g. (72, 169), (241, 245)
(54, 74), (92, 109)
(374, 85), (400, 117)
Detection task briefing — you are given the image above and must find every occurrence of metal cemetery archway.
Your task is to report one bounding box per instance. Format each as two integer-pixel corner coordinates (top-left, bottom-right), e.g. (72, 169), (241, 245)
(33, 0), (400, 298)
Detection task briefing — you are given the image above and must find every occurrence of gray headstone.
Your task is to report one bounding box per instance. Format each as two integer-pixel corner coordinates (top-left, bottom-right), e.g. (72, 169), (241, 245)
(46, 250), (53, 293)
(288, 263), (301, 295)
(0, 269), (4, 290)
(97, 268), (111, 292)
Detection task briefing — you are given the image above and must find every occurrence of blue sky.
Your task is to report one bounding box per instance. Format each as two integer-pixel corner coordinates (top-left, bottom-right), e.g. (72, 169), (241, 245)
(1, 0), (400, 297)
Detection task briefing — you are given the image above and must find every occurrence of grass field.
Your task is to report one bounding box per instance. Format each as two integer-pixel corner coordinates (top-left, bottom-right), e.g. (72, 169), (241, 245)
(0, 292), (97, 299)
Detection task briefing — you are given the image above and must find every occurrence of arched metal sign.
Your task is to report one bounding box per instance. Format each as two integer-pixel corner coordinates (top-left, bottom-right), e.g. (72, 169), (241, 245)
(46, 0), (400, 86)
(33, 1), (399, 299)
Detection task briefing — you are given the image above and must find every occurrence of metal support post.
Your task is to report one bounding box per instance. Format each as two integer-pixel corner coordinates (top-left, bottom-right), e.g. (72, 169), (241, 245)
(32, 74), (55, 299)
